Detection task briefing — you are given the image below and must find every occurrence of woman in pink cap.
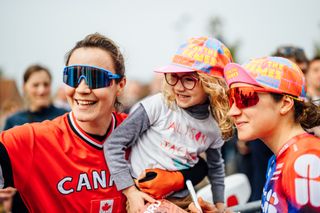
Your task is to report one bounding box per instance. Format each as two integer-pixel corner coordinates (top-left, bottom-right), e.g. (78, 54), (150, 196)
(104, 37), (233, 212)
(223, 56), (320, 213)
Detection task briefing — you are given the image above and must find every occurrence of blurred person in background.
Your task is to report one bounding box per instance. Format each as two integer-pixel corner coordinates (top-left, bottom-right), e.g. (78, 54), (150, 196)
(0, 79), (23, 131)
(3, 64), (68, 130)
(148, 73), (164, 95)
(120, 75), (164, 114)
(2, 64), (68, 212)
(53, 85), (71, 111)
(0, 100), (22, 131)
(273, 46), (309, 73)
(305, 56), (320, 137)
(120, 74), (164, 114)
(120, 80), (149, 113)
(305, 56), (320, 106)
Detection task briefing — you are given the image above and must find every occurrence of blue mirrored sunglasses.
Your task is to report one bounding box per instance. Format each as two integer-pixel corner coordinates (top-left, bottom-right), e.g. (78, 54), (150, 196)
(63, 65), (122, 89)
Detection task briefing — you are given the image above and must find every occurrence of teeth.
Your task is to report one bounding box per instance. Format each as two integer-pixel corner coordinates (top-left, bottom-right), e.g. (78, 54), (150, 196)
(77, 100), (95, 105)
(178, 94), (188, 98)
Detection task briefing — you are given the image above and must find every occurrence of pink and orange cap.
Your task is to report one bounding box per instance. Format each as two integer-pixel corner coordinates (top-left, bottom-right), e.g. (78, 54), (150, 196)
(224, 56), (307, 101)
(155, 36), (233, 77)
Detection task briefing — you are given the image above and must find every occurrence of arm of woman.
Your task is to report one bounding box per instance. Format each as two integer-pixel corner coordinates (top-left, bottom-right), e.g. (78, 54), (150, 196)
(104, 104), (155, 211)
(0, 127), (35, 212)
(0, 142), (14, 189)
(0, 140), (16, 212)
(104, 104), (150, 190)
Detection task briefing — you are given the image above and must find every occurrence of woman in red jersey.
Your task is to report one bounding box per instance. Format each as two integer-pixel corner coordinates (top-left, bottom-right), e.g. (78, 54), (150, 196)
(0, 33), (129, 212)
(191, 57), (320, 213)
(224, 57), (320, 213)
(0, 33), (207, 213)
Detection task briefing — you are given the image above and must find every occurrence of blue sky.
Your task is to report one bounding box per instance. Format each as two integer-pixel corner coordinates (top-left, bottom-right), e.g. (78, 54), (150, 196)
(1, 0), (319, 92)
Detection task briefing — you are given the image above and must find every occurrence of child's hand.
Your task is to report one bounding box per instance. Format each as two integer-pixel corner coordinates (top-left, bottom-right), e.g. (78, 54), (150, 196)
(0, 187), (16, 202)
(0, 187), (16, 213)
(123, 185), (155, 213)
(135, 168), (184, 199)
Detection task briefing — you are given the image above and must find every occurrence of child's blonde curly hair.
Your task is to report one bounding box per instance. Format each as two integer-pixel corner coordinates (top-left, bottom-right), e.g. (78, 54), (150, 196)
(162, 72), (233, 140)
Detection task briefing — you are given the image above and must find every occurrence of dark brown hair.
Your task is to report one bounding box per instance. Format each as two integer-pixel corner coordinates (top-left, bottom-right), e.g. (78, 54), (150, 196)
(24, 64), (51, 84)
(271, 93), (320, 129)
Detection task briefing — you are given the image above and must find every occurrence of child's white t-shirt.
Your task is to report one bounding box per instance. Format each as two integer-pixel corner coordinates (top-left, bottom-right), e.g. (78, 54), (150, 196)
(129, 93), (224, 177)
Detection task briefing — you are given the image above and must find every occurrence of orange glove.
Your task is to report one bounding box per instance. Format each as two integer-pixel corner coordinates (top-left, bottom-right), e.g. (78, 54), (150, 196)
(136, 168), (184, 199)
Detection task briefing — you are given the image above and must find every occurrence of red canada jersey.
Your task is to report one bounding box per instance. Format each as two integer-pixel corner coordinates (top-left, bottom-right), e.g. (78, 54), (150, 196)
(0, 112), (128, 213)
(262, 133), (320, 212)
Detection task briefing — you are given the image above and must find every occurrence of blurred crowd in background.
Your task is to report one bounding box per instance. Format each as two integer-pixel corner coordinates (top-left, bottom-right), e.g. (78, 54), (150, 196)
(0, 44), (319, 204)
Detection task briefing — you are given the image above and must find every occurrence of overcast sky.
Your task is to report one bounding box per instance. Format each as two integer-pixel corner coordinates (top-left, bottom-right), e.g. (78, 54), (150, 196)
(1, 0), (320, 93)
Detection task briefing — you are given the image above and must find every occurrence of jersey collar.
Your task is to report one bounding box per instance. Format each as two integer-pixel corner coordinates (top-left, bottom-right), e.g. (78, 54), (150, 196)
(276, 132), (311, 157)
(67, 112), (116, 149)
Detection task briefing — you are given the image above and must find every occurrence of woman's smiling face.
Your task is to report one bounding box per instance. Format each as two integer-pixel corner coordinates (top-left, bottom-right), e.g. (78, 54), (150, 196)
(65, 47), (124, 126)
(227, 83), (282, 142)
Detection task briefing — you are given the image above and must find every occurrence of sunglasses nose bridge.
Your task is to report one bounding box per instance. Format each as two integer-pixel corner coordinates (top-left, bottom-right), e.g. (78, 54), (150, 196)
(77, 75), (88, 85)
(76, 75), (92, 91)
(76, 78), (92, 93)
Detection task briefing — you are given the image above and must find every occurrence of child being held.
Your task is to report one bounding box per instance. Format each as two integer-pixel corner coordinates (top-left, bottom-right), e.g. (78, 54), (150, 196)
(104, 36), (233, 212)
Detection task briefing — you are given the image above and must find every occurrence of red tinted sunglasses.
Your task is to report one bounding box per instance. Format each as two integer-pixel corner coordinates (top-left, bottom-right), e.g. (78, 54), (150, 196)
(228, 87), (271, 109)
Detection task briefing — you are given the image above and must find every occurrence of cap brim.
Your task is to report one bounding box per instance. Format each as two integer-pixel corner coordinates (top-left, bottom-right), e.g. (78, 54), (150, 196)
(224, 63), (260, 87)
(154, 64), (194, 73)
(224, 63), (284, 94)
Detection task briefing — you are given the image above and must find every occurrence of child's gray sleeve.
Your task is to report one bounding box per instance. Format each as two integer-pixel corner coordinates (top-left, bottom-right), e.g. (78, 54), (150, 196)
(103, 104), (150, 191)
(206, 147), (225, 203)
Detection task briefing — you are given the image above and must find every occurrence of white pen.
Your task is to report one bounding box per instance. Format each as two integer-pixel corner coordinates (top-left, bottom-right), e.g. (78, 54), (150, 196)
(186, 180), (203, 213)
